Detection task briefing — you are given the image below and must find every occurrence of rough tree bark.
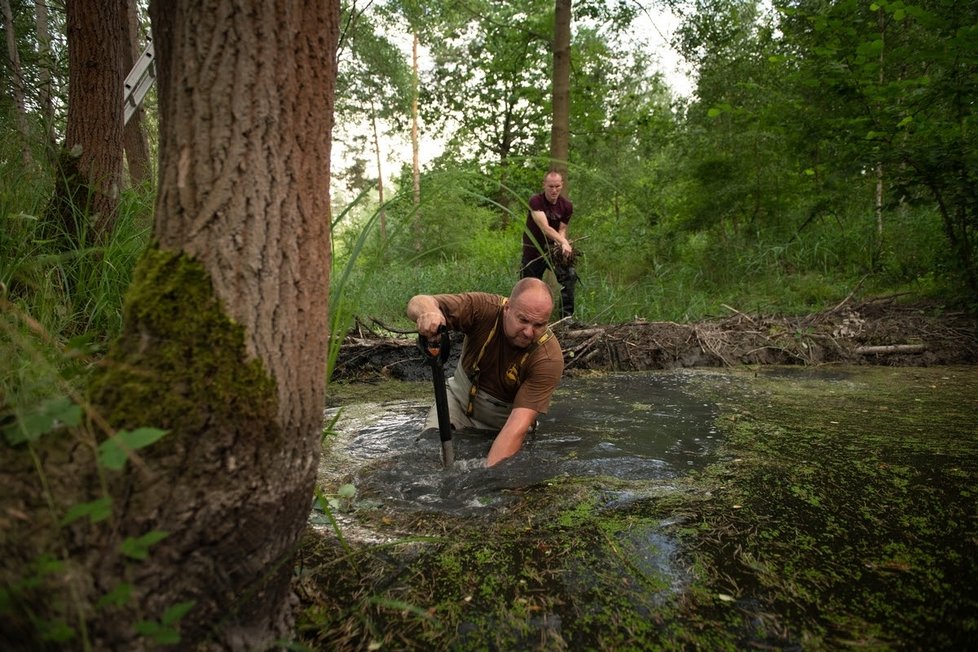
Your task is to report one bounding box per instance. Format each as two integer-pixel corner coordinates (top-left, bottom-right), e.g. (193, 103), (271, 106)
(48, 0), (127, 244)
(0, 1), (339, 649)
(106, 0), (337, 645)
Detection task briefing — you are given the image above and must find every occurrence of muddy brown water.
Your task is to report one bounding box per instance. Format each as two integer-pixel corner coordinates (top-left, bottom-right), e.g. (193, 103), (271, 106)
(318, 371), (720, 516)
(314, 370), (717, 616)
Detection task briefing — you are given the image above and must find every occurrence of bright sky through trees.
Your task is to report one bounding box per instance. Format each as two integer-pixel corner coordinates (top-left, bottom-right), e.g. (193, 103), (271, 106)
(329, 2), (691, 197)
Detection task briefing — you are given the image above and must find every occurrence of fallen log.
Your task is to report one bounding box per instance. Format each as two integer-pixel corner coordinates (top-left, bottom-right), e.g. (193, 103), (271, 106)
(855, 343), (927, 355)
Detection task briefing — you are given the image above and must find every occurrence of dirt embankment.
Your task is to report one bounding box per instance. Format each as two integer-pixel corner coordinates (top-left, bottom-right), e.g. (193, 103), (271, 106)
(331, 296), (978, 383)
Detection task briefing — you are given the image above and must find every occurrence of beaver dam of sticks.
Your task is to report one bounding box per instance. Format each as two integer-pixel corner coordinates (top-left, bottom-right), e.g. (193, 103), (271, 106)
(292, 297), (978, 650)
(330, 296), (978, 382)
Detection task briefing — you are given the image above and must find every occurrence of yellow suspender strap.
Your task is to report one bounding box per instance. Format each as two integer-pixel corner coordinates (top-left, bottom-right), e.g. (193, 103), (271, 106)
(466, 298), (504, 416)
(513, 328), (553, 374)
(470, 298), (504, 375)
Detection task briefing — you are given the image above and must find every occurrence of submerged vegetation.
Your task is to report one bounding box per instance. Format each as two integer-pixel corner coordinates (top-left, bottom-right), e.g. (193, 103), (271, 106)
(295, 367), (978, 649)
(681, 366), (978, 648)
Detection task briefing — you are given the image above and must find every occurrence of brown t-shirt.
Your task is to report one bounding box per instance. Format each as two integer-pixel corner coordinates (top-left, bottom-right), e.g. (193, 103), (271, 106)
(432, 292), (563, 413)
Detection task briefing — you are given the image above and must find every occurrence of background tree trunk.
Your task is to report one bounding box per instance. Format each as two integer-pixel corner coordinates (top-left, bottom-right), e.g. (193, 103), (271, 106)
(122, 0), (152, 187)
(2, 0), (33, 166)
(34, 0), (57, 156)
(411, 31), (422, 251)
(49, 0), (127, 244)
(370, 97), (388, 242)
(550, 0), (571, 178)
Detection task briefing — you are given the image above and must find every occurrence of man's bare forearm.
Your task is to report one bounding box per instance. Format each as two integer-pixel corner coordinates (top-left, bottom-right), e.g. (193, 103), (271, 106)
(407, 295), (447, 338)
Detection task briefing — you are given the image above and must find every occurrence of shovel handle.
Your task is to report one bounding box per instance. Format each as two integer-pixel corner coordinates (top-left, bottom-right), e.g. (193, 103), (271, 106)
(419, 325), (453, 467)
(418, 325), (451, 364)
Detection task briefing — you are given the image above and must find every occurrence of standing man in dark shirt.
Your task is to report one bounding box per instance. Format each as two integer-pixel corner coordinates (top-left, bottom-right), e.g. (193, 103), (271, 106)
(521, 170), (577, 318)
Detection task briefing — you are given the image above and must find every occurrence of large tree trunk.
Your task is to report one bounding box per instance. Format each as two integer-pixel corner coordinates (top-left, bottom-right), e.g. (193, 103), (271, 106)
(0, 1), (339, 649)
(550, 0), (571, 177)
(49, 0), (127, 245)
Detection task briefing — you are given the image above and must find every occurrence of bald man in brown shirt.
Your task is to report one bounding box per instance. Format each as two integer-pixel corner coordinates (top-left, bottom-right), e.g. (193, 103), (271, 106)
(407, 278), (564, 466)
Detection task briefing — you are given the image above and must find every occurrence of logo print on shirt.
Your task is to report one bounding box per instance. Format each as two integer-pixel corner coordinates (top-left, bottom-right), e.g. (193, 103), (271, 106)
(505, 364), (520, 384)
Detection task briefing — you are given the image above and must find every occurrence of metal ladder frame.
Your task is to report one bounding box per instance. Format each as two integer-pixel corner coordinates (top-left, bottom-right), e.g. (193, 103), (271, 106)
(123, 38), (155, 125)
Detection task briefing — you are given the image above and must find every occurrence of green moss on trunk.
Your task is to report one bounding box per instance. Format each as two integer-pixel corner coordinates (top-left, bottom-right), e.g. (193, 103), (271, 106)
(88, 246), (277, 439)
(81, 246), (287, 646)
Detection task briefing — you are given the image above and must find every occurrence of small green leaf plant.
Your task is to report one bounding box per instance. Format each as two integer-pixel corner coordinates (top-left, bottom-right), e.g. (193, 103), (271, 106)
(1, 393), (196, 647)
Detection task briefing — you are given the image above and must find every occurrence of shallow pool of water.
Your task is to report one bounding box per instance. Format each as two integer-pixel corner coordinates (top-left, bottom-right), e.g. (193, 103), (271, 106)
(306, 365), (978, 650)
(318, 371), (720, 516)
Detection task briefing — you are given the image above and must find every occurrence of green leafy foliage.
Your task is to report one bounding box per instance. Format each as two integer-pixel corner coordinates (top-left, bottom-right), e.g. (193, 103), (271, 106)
(2, 394), (82, 445)
(420, 0), (552, 163)
(60, 497), (113, 526)
(120, 530), (171, 561)
(97, 427), (168, 471)
(134, 600), (195, 645)
(312, 486), (352, 556)
(772, 0), (978, 292)
(96, 582), (133, 609)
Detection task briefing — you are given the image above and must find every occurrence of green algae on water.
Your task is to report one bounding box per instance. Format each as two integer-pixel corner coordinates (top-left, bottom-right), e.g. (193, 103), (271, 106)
(296, 366), (978, 650)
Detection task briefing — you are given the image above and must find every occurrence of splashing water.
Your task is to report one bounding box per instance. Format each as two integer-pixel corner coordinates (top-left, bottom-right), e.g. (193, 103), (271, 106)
(319, 371), (720, 516)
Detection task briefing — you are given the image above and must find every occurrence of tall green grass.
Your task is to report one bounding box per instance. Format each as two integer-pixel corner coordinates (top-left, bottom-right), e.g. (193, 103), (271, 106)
(1, 140), (964, 410)
(1, 144), (154, 432)
(331, 173), (961, 327)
